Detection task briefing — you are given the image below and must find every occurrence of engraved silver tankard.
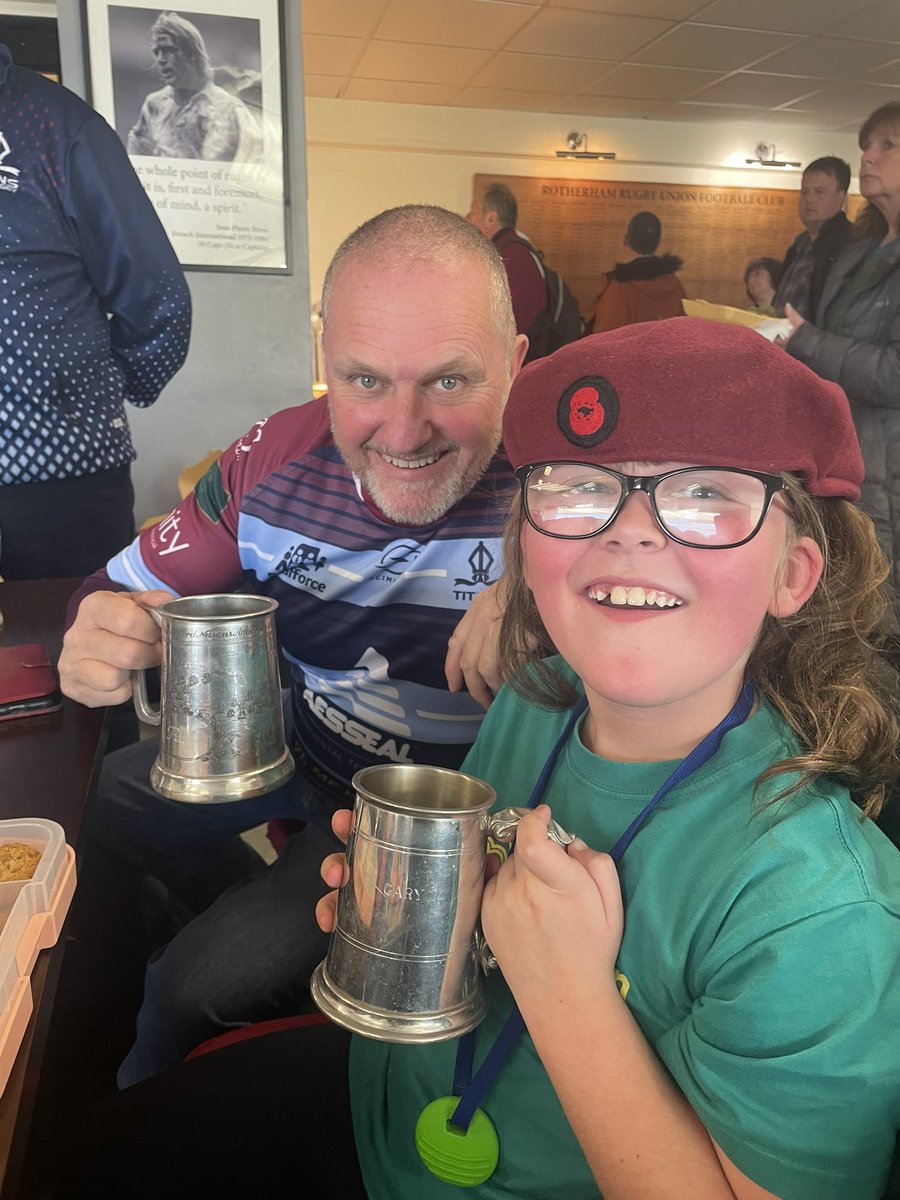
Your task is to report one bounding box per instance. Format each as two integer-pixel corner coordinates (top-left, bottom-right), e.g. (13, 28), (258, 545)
(132, 593), (294, 804)
(310, 762), (572, 1044)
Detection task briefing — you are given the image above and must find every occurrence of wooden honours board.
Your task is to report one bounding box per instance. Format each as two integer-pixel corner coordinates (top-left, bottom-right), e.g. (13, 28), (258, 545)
(474, 174), (864, 318)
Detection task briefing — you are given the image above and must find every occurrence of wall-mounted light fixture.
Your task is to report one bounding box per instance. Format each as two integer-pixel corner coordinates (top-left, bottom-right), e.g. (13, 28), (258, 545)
(744, 141), (801, 168)
(556, 131), (616, 160)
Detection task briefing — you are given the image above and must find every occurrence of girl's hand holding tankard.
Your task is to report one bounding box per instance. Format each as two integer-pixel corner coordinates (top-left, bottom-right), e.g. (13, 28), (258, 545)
(316, 802), (627, 1010)
(480, 804), (624, 1010)
(316, 807), (354, 934)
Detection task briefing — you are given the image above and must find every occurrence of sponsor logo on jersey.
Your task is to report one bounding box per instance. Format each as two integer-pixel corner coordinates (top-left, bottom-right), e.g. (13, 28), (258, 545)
(301, 687), (413, 763)
(453, 540), (495, 601)
(276, 541), (328, 592)
(0, 131), (21, 193)
(154, 510), (190, 557)
(234, 419), (267, 456)
(374, 540), (423, 583)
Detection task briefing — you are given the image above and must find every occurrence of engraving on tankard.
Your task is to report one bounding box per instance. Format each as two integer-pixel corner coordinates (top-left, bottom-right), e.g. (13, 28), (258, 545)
(310, 763), (573, 1044)
(132, 594), (294, 804)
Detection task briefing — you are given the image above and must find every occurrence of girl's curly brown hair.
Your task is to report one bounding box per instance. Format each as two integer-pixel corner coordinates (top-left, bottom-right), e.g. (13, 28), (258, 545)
(498, 478), (900, 818)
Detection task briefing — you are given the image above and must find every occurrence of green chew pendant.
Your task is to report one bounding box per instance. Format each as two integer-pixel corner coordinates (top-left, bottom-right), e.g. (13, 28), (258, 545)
(415, 1096), (500, 1187)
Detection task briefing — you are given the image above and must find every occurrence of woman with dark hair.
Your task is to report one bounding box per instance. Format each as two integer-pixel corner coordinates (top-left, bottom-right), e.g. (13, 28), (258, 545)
(781, 101), (900, 607)
(742, 257), (781, 311)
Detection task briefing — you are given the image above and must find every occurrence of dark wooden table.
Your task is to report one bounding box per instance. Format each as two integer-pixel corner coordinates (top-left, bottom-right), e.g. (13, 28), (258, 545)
(0, 578), (107, 1197)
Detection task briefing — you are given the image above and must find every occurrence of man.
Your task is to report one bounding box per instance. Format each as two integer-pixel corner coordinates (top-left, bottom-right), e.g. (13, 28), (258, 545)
(772, 156), (852, 320)
(128, 11), (261, 162)
(59, 204), (527, 1085)
(590, 210), (686, 333)
(0, 43), (191, 580)
(466, 182), (549, 363)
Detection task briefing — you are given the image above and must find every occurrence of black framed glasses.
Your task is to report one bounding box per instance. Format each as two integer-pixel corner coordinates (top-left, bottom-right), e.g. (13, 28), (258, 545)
(516, 463), (788, 549)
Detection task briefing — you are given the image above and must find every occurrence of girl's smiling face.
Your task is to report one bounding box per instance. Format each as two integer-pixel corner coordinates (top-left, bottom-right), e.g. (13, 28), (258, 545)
(521, 463), (823, 751)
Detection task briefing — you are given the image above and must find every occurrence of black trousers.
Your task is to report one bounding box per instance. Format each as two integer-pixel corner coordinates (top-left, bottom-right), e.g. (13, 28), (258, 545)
(0, 465), (135, 580)
(49, 1021), (367, 1200)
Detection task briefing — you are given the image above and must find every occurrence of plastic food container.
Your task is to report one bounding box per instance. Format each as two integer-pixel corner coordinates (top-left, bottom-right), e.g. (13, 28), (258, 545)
(0, 819), (76, 1097)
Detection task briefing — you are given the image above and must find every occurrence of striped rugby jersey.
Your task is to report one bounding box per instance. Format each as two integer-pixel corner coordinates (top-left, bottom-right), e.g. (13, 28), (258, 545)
(108, 399), (516, 801)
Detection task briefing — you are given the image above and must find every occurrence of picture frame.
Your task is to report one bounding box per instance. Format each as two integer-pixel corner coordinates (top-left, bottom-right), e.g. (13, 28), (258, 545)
(83, 0), (290, 272)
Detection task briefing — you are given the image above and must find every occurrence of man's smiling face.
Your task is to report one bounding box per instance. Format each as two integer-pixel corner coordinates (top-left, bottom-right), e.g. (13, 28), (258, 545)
(324, 252), (525, 526)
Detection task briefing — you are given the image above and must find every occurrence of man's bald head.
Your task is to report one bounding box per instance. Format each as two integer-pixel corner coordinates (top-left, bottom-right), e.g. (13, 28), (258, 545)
(321, 205), (517, 357)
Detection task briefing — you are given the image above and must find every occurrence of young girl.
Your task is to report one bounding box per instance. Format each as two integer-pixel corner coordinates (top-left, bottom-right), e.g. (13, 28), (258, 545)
(335, 317), (900, 1200)
(50, 319), (900, 1200)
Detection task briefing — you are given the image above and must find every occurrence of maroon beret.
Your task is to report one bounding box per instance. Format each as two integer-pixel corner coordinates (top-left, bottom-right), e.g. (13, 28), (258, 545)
(503, 317), (863, 500)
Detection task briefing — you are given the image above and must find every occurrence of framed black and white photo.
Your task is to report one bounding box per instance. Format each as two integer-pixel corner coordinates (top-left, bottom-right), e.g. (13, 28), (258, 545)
(84, 0), (289, 271)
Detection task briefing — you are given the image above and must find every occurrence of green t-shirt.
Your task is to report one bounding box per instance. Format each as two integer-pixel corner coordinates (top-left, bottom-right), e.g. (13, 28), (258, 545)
(350, 664), (900, 1200)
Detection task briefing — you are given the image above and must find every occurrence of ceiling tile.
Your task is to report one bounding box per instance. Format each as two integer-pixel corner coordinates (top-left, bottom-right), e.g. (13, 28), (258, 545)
(753, 36), (899, 78)
(749, 108), (836, 128)
(300, 0), (391, 38)
(302, 34), (365, 77)
(471, 51), (613, 92)
(669, 102), (767, 123)
(570, 94), (668, 118)
(506, 10), (673, 60)
(775, 79), (900, 118)
(863, 61), (900, 85)
(303, 75), (345, 100)
(689, 72), (830, 107)
(582, 63), (720, 100)
(342, 78), (460, 104)
(828, 118), (868, 133)
(449, 85), (571, 112)
(696, 0), (873, 35)
(354, 40), (493, 84)
(298, 0), (898, 130)
(633, 24), (799, 71)
(373, 0), (536, 49)
(547, 0), (707, 16)
(823, 0), (900, 42)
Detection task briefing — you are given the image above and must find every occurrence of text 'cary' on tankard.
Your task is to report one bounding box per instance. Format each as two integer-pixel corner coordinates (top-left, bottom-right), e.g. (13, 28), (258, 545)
(132, 593), (294, 805)
(310, 762), (573, 1045)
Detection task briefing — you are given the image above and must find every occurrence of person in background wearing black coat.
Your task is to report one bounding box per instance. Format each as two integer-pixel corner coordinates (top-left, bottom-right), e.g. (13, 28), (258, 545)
(779, 106), (900, 618)
(772, 156), (852, 320)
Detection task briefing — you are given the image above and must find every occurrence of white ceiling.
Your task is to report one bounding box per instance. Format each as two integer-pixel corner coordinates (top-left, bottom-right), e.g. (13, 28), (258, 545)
(300, 0), (900, 132)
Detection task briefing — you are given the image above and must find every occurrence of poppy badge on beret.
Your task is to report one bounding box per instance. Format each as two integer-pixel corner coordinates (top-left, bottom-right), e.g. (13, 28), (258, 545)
(556, 376), (619, 449)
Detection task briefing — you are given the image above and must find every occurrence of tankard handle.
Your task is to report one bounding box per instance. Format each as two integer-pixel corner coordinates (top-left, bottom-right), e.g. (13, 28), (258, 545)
(489, 806), (574, 851)
(477, 806), (575, 974)
(131, 604), (164, 727)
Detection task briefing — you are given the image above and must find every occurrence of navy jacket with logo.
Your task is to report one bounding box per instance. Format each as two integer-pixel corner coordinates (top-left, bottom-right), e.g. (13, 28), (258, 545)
(0, 44), (191, 485)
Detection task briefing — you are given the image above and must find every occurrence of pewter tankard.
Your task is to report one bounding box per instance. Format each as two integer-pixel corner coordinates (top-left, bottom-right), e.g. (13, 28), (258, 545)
(310, 762), (573, 1044)
(132, 594), (294, 804)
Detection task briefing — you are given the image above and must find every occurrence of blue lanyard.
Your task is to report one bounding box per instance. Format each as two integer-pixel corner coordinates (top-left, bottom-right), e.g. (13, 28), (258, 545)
(449, 678), (756, 1131)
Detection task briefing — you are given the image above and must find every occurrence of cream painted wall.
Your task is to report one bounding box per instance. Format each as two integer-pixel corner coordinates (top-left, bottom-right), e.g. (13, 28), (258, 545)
(0, 1), (55, 14)
(303, 96), (862, 307)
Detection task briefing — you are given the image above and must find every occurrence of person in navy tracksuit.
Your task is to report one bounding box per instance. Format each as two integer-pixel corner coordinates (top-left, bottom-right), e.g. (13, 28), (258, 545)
(0, 44), (191, 579)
